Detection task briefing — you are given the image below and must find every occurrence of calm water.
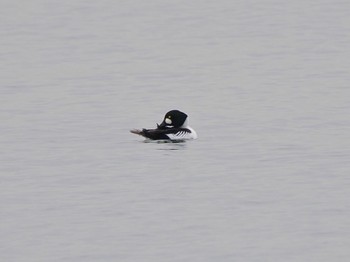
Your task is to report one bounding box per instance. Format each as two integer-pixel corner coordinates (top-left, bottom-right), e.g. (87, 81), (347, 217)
(1, 0), (350, 261)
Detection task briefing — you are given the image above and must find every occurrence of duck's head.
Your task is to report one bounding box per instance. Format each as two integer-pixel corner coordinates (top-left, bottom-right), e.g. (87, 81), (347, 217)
(158, 110), (188, 129)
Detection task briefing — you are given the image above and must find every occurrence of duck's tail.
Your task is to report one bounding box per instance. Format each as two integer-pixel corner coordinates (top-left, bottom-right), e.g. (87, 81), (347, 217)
(130, 129), (146, 137)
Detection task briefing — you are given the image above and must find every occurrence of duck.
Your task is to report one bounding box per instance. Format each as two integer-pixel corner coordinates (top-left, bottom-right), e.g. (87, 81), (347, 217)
(130, 110), (197, 141)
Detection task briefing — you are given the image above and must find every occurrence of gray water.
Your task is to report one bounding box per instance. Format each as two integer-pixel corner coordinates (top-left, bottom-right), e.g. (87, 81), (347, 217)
(1, 0), (350, 261)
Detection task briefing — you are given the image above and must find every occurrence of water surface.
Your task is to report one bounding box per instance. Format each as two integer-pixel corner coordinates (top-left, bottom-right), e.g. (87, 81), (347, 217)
(1, 0), (350, 261)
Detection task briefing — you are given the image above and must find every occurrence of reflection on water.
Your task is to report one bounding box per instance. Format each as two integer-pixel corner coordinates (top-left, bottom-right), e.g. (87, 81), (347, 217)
(142, 139), (188, 150)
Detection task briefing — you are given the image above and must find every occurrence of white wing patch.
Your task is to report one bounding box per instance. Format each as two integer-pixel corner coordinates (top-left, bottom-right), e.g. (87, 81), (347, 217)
(175, 131), (186, 137)
(166, 129), (197, 140)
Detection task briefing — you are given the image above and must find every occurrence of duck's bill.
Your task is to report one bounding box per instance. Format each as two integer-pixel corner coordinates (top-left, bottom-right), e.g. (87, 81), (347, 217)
(158, 121), (167, 128)
(158, 121), (174, 129)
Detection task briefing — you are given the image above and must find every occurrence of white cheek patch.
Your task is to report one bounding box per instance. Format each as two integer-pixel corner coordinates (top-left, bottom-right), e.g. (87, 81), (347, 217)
(165, 118), (172, 125)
